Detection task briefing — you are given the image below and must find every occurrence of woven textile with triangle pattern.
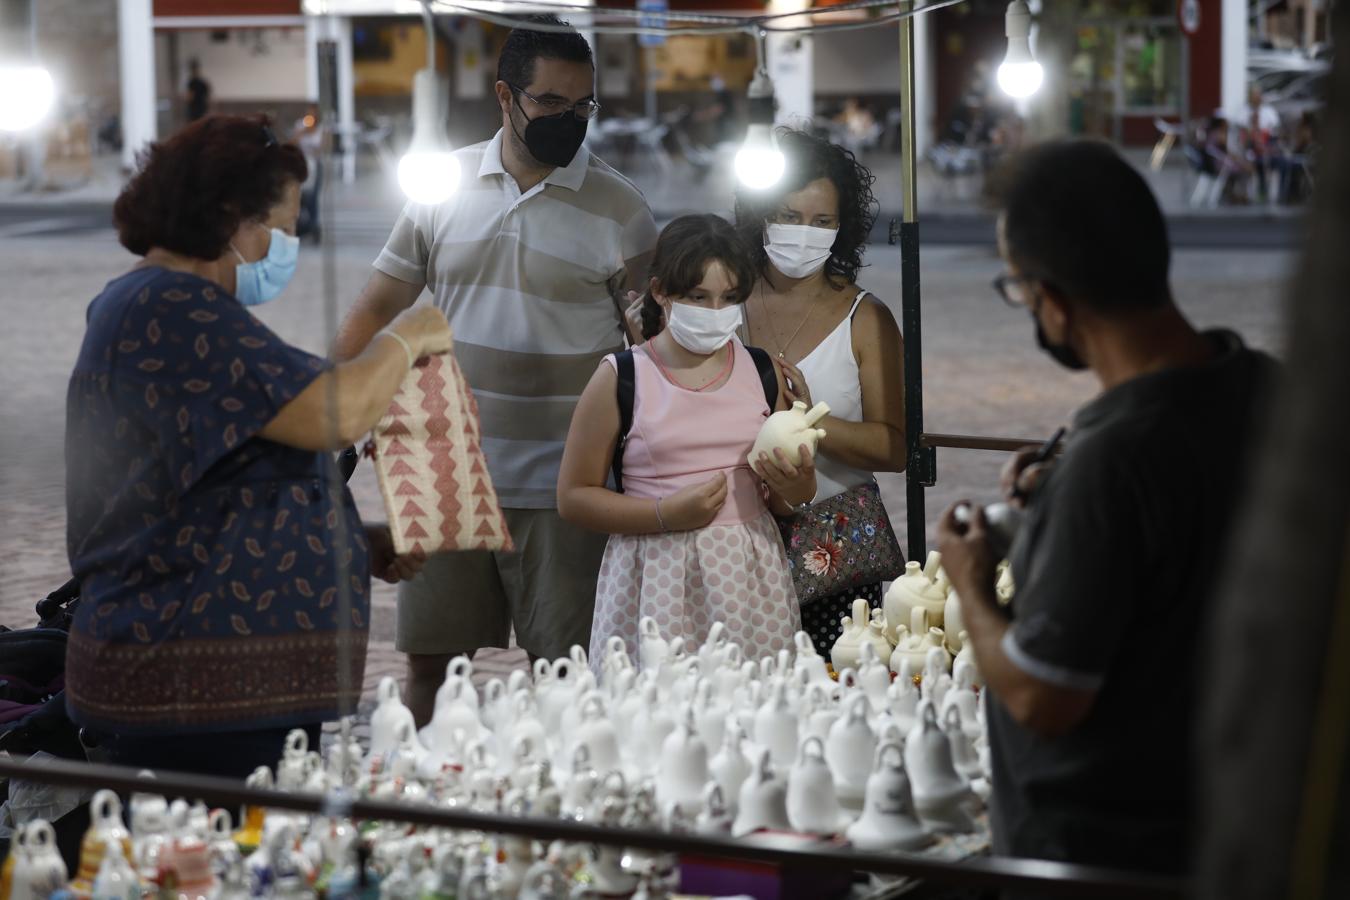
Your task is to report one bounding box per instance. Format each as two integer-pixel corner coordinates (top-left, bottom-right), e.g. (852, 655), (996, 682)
(370, 349), (514, 556)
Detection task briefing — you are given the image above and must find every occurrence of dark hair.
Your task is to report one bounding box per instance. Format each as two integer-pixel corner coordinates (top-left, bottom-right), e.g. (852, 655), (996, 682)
(114, 114), (307, 260)
(496, 14), (594, 88)
(734, 128), (877, 288)
(640, 214), (757, 340)
(990, 139), (1170, 313)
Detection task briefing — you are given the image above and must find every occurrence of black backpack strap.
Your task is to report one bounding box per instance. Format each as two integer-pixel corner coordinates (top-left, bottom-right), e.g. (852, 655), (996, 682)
(612, 350), (636, 492)
(746, 346), (779, 411)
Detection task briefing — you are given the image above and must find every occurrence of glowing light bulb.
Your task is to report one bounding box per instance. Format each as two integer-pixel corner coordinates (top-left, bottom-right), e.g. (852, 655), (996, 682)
(399, 68), (460, 205)
(735, 124), (786, 191)
(998, 1), (1043, 99)
(0, 66), (55, 133)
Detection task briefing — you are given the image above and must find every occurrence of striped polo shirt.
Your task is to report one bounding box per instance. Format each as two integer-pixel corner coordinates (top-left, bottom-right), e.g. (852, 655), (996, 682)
(374, 130), (657, 508)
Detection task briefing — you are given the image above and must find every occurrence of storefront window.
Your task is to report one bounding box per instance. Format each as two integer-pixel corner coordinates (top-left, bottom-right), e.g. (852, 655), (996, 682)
(1120, 24), (1182, 111)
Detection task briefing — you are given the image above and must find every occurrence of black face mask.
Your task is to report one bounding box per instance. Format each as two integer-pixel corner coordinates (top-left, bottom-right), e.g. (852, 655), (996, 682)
(510, 100), (588, 169)
(1033, 315), (1088, 371)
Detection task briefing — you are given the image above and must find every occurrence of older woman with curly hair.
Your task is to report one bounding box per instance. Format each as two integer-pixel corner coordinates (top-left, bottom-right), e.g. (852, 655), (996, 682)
(64, 114), (451, 777)
(735, 128), (907, 650)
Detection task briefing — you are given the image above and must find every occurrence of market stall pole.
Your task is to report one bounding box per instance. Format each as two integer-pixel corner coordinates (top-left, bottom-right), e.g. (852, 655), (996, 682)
(0, 755), (1186, 899)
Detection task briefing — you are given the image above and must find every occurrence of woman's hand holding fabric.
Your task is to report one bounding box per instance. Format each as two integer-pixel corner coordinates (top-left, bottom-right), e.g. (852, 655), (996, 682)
(662, 473), (728, 531)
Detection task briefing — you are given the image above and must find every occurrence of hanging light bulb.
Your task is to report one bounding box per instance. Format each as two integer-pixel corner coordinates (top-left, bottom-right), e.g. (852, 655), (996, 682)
(398, 67), (460, 205)
(997, 0), (1043, 99)
(735, 63), (785, 191)
(0, 65), (55, 133)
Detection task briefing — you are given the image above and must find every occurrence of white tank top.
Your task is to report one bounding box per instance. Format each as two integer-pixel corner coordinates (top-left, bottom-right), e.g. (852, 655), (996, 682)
(797, 291), (876, 503)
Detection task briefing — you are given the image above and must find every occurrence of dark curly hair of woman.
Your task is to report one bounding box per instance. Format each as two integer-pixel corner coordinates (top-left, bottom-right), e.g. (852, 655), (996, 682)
(114, 114), (307, 261)
(640, 214), (757, 341)
(734, 128), (878, 288)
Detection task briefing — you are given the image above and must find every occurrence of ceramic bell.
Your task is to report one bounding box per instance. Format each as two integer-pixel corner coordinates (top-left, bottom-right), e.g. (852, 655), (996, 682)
(905, 702), (976, 834)
(754, 679), (800, 768)
(692, 678), (730, 753)
(889, 606), (940, 675)
(883, 559), (947, 644)
(941, 661), (982, 737)
(276, 728), (312, 790)
(421, 674), (482, 752)
(791, 632), (830, 686)
(751, 400), (829, 467)
(921, 646), (954, 707)
(825, 693), (878, 806)
(857, 642), (892, 711)
(944, 592), (966, 653)
(630, 681), (677, 775)
(697, 783), (735, 835)
(944, 706), (984, 784)
(572, 690), (622, 775)
(732, 748), (792, 837)
(954, 635), (984, 688)
(9, 820), (69, 900)
(639, 616), (670, 671)
(709, 721), (753, 813)
(657, 706), (710, 814)
(89, 836), (140, 900)
(787, 736), (846, 835)
(884, 663), (921, 734)
(370, 676), (417, 757)
(71, 790), (133, 898)
(845, 742), (930, 851)
(802, 682), (841, 742)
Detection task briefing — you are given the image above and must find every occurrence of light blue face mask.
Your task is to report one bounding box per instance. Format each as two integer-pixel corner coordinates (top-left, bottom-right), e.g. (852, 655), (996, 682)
(232, 227), (299, 307)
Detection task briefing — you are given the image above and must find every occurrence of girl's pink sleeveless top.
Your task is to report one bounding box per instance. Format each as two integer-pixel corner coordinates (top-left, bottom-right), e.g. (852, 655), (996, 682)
(606, 338), (771, 526)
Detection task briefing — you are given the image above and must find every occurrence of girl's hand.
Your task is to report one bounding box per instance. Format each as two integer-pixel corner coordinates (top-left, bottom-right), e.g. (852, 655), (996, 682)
(662, 473), (728, 531)
(753, 445), (816, 508)
(774, 358), (813, 408)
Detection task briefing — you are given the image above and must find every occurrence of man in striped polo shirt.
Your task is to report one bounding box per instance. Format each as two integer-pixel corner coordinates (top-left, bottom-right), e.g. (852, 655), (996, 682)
(335, 15), (657, 724)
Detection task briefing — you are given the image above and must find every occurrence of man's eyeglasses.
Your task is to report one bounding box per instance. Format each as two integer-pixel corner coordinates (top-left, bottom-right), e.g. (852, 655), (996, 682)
(991, 274), (1040, 308)
(508, 83), (601, 120)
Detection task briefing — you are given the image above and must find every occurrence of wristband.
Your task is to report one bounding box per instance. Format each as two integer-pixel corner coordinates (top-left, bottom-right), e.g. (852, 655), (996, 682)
(380, 331), (416, 369)
(655, 498), (668, 533)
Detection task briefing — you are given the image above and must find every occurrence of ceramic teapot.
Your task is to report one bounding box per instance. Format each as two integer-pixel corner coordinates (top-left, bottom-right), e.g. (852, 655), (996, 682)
(944, 592), (966, 653)
(787, 736), (846, 835)
(732, 748), (792, 837)
(830, 598), (871, 671)
(709, 721), (753, 813)
(825, 693), (878, 806)
(845, 742), (930, 851)
(370, 676), (417, 757)
(904, 702), (976, 834)
(657, 706), (710, 814)
(9, 820), (69, 900)
(751, 400), (830, 467)
(754, 679), (800, 768)
(71, 789), (133, 897)
(883, 559), (947, 644)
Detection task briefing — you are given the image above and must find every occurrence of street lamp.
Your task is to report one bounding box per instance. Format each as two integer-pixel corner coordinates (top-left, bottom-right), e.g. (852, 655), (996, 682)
(734, 60), (785, 190)
(997, 0), (1043, 99)
(397, 67), (460, 205)
(0, 64), (54, 133)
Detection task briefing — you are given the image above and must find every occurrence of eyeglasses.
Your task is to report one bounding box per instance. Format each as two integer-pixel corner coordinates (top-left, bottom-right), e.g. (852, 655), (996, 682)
(508, 83), (602, 120)
(991, 274), (1040, 308)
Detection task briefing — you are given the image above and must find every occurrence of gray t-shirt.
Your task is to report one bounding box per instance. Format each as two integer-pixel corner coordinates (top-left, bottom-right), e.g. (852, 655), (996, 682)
(988, 330), (1277, 877)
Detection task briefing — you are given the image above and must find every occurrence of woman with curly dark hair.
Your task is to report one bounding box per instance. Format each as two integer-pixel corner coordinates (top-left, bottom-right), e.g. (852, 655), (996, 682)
(735, 128), (908, 651)
(64, 114), (449, 777)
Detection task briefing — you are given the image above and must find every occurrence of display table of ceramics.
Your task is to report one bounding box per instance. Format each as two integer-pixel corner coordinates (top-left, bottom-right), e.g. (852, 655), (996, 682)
(1, 601), (996, 900)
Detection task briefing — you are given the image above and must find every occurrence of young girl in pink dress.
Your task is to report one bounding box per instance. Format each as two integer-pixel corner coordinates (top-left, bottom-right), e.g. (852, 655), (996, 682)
(558, 214), (815, 664)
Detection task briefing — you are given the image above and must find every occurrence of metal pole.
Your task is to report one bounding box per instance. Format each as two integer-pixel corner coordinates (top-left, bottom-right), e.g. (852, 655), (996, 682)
(899, 1), (932, 563)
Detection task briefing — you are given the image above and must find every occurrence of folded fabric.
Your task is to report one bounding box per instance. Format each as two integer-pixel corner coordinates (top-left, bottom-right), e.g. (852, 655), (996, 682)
(370, 349), (513, 556)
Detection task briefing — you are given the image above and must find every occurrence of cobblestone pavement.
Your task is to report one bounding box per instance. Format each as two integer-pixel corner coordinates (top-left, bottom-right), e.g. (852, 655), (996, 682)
(0, 228), (1292, 742)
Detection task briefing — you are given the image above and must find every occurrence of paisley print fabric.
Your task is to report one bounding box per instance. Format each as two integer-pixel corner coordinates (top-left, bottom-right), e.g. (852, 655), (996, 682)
(64, 267), (370, 735)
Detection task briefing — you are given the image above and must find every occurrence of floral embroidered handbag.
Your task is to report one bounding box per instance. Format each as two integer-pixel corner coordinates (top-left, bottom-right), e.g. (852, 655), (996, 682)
(777, 481), (905, 605)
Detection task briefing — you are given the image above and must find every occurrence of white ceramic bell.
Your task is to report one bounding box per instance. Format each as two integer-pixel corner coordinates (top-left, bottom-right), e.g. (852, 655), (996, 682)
(943, 592), (966, 653)
(693, 678), (730, 753)
(630, 681), (677, 775)
(9, 820), (68, 900)
(370, 676), (417, 757)
(996, 562), (1015, 604)
(883, 560), (947, 644)
(750, 400), (829, 467)
(857, 642), (891, 712)
(905, 701), (976, 834)
(826, 693), (878, 806)
(830, 597), (872, 671)
(657, 706), (710, 814)
(697, 783), (735, 835)
(802, 682), (841, 742)
(570, 690), (621, 776)
(420, 676), (482, 754)
(754, 679), (800, 768)
(792, 631), (831, 685)
(944, 706), (984, 784)
(941, 661), (982, 738)
(845, 742), (930, 852)
(709, 721), (753, 814)
(732, 748), (792, 837)
(787, 736), (846, 835)
(921, 646), (954, 709)
(954, 634), (984, 688)
(885, 663), (921, 735)
(639, 616), (670, 671)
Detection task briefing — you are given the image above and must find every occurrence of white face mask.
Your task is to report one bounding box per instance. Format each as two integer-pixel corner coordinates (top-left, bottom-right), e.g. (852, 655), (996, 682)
(764, 223), (837, 279)
(665, 301), (743, 355)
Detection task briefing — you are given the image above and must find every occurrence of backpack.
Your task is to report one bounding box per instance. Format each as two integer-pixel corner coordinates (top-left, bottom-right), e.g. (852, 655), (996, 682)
(611, 345), (777, 492)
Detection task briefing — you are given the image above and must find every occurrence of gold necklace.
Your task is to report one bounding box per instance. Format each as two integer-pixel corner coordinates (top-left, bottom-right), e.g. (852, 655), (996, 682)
(757, 284), (817, 361)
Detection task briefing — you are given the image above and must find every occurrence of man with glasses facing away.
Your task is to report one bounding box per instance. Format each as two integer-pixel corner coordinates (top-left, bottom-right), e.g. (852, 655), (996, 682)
(335, 14), (657, 725)
(936, 141), (1277, 889)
